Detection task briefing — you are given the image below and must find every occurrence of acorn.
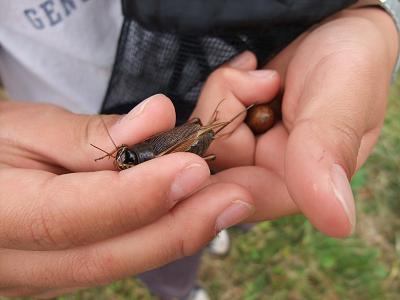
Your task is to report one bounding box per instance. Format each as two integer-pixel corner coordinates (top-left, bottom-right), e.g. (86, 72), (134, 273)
(245, 103), (275, 135)
(246, 93), (282, 134)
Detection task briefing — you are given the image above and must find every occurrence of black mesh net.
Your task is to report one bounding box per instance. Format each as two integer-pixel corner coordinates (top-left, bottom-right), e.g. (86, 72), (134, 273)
(102, 1), (356, 124)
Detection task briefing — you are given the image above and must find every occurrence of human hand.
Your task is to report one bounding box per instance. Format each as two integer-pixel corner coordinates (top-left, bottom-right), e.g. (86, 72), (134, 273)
(189, 53), (299, 232)
(0, 96), (255, 297)
(254, 6), (398, 237)
(208, 7), (398, 238)
(193, 6), (398, 237)
(190, 51), (281, 171)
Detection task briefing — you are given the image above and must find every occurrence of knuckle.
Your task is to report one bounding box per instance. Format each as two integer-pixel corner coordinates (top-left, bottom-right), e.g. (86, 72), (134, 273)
(308, 118), (361, 175)
(329, 119), (361, 174)
(163, 183), (250, 258)
(109, 187), (144, 230)
(27, 188), (62, 249)
(79, 115), (102, 151)
(117, 171), (171, 226)
(222, 182), (252, 200)
(161, 213), (190, 260)
(31, 179), (79, 249)
(76, 115), (119, 156)
(0, 172), (66, 250)
(176, 236), (187, 258)
(28, 205), (59, 249)
(208, 67), (238, 86)
(69, 249), (117, 286)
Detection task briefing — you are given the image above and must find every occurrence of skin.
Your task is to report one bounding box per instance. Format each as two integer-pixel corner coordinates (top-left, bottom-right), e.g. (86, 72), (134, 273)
(0, 97), (256, 297)
(196, 6), (398, 237)
(0, 5), (397, 298)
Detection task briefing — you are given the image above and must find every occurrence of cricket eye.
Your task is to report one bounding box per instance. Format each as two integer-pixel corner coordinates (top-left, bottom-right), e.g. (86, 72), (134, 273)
(117, 149), (137, 166)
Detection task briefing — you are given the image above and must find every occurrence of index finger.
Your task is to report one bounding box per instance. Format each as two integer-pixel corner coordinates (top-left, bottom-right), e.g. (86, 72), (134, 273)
(0, 152), (210, 251)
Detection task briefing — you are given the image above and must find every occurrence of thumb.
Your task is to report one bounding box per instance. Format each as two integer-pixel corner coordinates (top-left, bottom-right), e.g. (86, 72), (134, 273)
(82, 94), (176, 171)
(2, 94), (176, 172)
(286, 119), (357, 237)
(70, 94), (176, 171)
(284, 55), (386, 238)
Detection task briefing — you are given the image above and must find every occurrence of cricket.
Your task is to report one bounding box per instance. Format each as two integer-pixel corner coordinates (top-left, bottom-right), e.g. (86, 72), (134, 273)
(91, 101), (256, 170)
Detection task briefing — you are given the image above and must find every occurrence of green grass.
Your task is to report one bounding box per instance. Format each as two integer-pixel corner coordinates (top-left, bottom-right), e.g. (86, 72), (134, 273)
(3, 80), (400, 300)
(200, 218), (391, 300)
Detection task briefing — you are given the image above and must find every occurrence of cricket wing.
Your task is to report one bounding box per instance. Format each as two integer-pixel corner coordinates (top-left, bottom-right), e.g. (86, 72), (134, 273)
(145, 122), (202, 155)
(155, 133), (200, 157)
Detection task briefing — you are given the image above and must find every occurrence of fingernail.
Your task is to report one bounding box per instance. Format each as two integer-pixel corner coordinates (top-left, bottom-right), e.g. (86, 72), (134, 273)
(228, 51), (253, 68)
(110, 97), (152, 135)
(248, 70), (277, 78)
(169, 163), (210, 204)
(112, 94), (165, 135)
(125, 95), (157, 121)
(215, 200), (255, 232)
(330, 164), (356, 234)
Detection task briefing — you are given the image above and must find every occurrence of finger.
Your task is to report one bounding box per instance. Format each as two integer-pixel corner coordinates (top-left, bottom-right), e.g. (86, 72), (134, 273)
(255, 122), (288, 178)
(207, 123), (256, 170)
(0, 287), (48, 298)
(35, 287), (79, 299)
(210, 124), (297, 220)
(224, 50), (258, 70)
(285, 49), (388, 237)
(0, 286), (79, 298)
(0, 183), (254, 289)
(72, 94), (176, 171)
(0, 94), (176, 172)
(194, 68), (280, 120)
(212, 167), (298, 221)
(191, 67), (280, 169)
(0, 153), (210, 250)
(192, 50), (280, 124)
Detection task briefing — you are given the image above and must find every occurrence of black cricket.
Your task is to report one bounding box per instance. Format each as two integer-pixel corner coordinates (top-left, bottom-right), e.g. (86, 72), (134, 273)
(91, 102), (253, 170)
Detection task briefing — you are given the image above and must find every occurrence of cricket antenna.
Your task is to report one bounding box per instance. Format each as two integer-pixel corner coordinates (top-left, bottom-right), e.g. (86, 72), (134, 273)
(100, 117), (118, 151)
(90, 144), (116, 161)
(90, 117), (119, 161)
(214, 104), (255, 135)
(207, 98), (226, 125)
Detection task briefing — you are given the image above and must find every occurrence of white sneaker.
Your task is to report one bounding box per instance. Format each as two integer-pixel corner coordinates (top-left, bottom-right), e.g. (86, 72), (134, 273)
(185, 287), (210, 300)
(207, 229), (230, 256)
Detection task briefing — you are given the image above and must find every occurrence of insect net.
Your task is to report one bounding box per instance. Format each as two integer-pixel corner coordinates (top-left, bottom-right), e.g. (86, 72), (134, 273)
(101, 0), (356, 124)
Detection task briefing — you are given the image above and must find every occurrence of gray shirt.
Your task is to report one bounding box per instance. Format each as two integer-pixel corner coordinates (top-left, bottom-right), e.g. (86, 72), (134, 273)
(0, 0), (123, 113)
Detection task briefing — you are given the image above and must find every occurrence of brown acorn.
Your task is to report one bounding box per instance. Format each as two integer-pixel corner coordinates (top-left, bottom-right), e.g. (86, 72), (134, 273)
(245, 94), (282, 135)
(245, 103), (275, 134)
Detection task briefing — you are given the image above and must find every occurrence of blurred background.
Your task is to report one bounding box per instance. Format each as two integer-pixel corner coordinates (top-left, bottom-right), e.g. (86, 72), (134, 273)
(0, 78), (399, 300)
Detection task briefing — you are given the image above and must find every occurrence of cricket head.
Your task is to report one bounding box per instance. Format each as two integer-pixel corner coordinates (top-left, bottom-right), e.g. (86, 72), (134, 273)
(114, 145), (138, 170)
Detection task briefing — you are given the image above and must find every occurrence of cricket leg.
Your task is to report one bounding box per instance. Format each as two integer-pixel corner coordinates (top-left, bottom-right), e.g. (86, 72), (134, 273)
(207, 99), (226, 125)
(187, 117), (202, 125)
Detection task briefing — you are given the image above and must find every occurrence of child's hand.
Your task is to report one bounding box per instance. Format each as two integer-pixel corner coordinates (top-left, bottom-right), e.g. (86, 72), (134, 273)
(199, 7), (397, 239)
(0, 96), (255, 297)
(190, 51), (280, 171)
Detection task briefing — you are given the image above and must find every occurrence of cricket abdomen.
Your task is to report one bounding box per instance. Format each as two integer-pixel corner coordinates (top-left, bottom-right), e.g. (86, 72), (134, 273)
(131, 143), (156, 164)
